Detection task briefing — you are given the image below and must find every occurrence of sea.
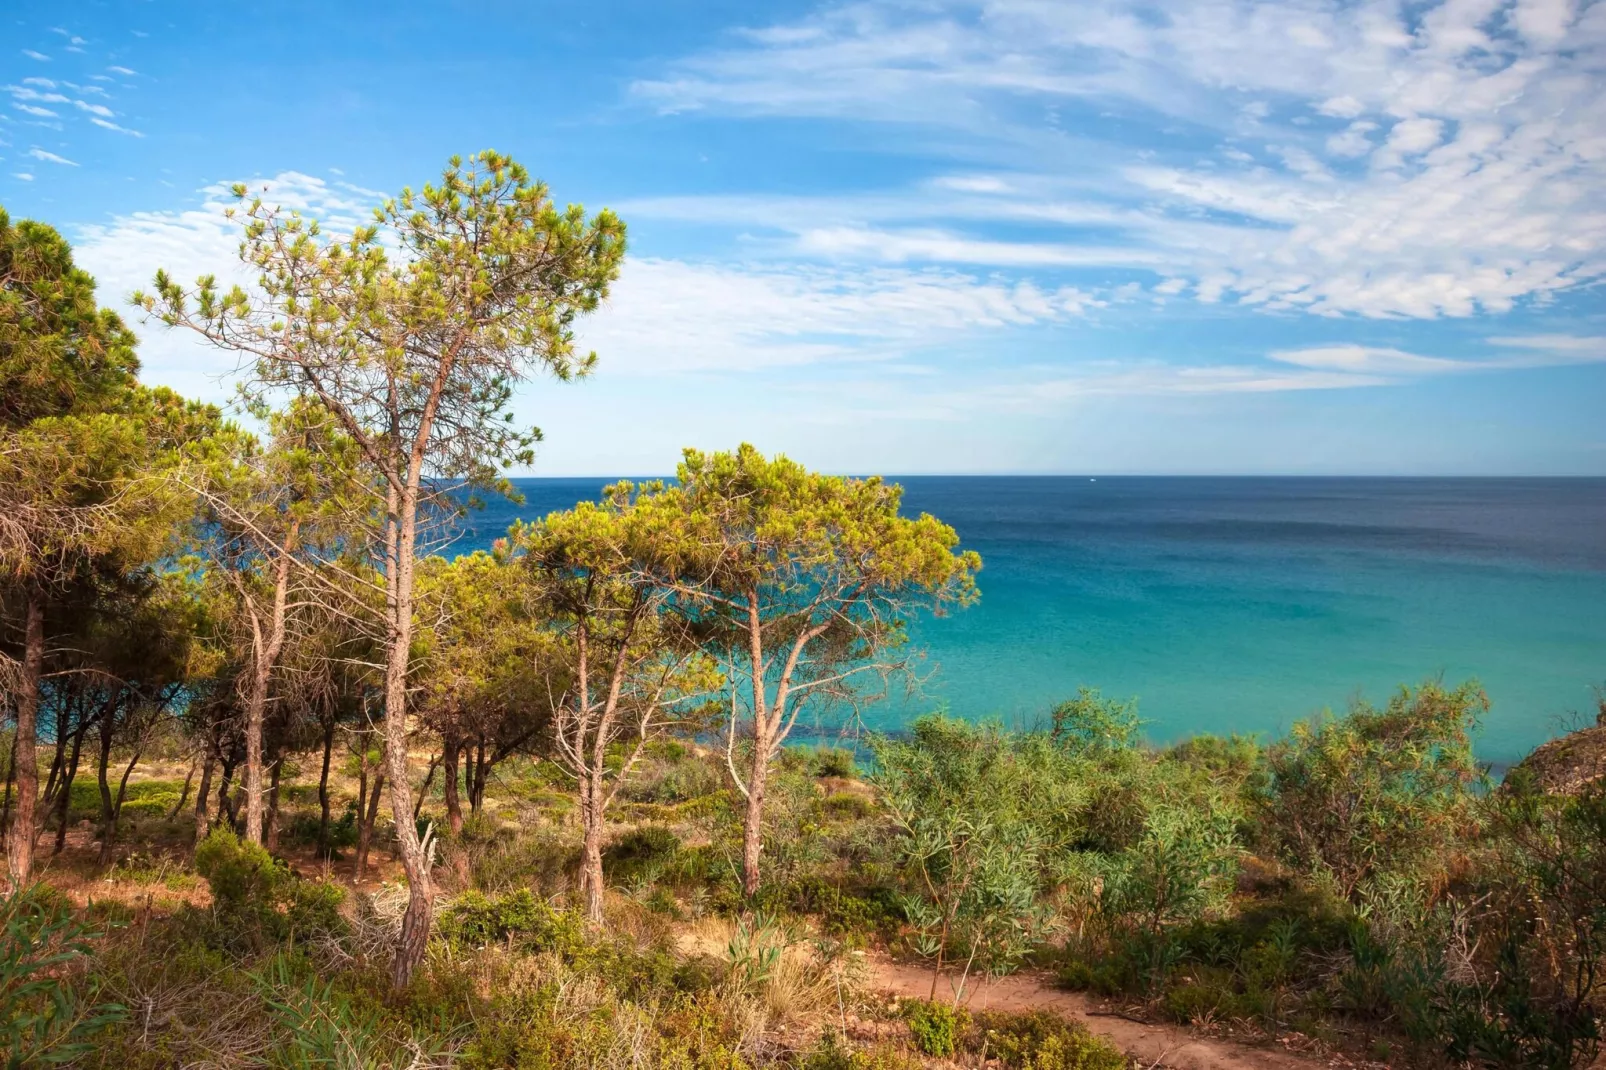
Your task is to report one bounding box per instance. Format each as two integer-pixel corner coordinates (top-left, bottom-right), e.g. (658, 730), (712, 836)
(448, 477), (1606, 764)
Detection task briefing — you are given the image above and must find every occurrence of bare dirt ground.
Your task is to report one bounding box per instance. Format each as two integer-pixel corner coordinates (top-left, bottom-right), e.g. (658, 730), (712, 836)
(867, 959), (1379, 1070)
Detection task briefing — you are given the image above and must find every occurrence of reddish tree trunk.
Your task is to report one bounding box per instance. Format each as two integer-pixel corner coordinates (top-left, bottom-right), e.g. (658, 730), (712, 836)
(193, 749), (216, 845)
(4, 593), (43, 889)
(441, 732), (463, 837)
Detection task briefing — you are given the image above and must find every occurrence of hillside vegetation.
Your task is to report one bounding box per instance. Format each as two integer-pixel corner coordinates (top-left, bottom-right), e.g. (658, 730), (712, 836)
(2, 156), (1603, 1069)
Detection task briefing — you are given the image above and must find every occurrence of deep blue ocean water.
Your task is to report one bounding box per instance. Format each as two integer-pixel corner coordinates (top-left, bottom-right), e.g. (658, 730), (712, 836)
(451, 477), (1606, 762)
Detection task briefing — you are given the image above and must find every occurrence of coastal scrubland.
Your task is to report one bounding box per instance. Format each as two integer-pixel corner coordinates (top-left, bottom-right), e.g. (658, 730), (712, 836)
(3, 154), (1603, 1069)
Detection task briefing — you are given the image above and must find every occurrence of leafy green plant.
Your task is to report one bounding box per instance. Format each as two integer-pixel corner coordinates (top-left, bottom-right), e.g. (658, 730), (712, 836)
(905, 999), (965, 1056)
(1260, 680), (1487, 898)
(873, 717), (1050, 1002)
(602, 825), (683, 889)
(972, 1010), (1127, 1070)
(193, 828), (345, 947)
(438, 889), (586, 955)
(1, 885), (126, 1069)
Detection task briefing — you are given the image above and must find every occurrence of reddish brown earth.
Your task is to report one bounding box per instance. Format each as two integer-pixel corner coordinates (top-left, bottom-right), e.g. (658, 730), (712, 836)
(868, 959), (1379, 1070)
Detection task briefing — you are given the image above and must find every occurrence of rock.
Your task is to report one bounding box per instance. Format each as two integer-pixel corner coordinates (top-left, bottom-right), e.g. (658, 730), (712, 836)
(1505, 697), (1606, 796)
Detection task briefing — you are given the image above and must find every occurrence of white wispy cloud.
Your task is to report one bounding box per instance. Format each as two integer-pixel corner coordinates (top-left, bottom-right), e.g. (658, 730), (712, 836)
(1269, 340), (1606, 375)
(12, 172), (34, 182)
(73, 100), (114, 118)
(21, 50), (50, 62)
(631, 0), (1606, 321)
(90, 117), (143, 136)
(12, 103), (58, 118)
(106, 66), (137, 76)
(72, 171), (1116, 386)
(27, 147), (77, 165)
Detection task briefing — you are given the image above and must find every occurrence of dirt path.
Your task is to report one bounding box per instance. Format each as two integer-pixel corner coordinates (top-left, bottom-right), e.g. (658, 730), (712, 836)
(868, 960), (1351, 1070)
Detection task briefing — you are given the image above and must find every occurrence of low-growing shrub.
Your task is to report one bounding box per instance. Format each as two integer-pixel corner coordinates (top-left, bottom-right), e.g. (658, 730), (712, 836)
(192, 829), (345, 947)
(603, 825), (683, 889)
(971, 1010), (1127, 1070)
(439, 889), (586, 954)
(1, 884), (127, 1069)
(905, 999), (966, 1056)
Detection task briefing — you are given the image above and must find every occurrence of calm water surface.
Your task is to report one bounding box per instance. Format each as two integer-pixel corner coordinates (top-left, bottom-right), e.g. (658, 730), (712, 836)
(453, 477), (1606, 762)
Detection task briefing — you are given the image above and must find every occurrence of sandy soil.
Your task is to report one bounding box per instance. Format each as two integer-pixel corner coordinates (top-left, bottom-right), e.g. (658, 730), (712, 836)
(867, 959), (1376, 1070)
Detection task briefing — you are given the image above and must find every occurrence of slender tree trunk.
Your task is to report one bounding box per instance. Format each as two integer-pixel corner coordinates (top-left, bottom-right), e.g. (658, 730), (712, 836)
(215, 756), (237, 827)
(265, 754), (283, 853)
(357, 767), (385, 881)
(52, 721), (85, 855)
(41, 701), (70, 811)
(102, 739), (145, 864)
(741, 743), (770, 898)
(193, 749), (216, 845)
(94, 700), (116, 864)
(467, 737), (486, 813)
(412, 753), (439, 822)
(316, 719), (335, 857)
(1, 731), (17, 842)
(244, 532), (295, 846)
(441, 733), (463, 837)
(5, 593), (44, 890)
(581, 776), (606, 925)
(243, 655), (270, 844)
(385, 476), (434, 990)
(168, 759), (197, 821)
(354, 758), (369, 872)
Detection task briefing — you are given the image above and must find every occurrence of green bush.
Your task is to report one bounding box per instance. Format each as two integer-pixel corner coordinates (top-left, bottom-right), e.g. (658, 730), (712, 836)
(602, 825), (682, 889)
(439, 889), (586, 954)
(1, 884), (126, 1069)
(192, 829), (344, 947)
(905, 999), (965, 1056)
(972, 1010), (1127, 1070)
(810, 747), (858, 779)
(1259, 679), (1486, 898)
(801, 1034), (921, 1070)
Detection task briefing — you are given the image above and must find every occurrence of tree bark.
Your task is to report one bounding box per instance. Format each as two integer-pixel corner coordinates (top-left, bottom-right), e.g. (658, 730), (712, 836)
(244, 526), (296, 846)
(265, 753), (283, 853)
(741, 744), (770, 898)
(168, 758), (197, 821)
(94, 695), (116, 864)
(52, 720), (85, 855)
(5, 593), (44, 890)
(316, 719), (335, 857)
(441, 733), (463, 837)
(384, 465), (435, 990)
(580, 777), (606, 925)
(193, 749), (216, 845)
(357, 766), (385, 881)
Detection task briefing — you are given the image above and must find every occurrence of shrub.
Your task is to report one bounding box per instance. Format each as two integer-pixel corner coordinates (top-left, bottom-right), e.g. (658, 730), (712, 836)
(802, 1034), (921, 1070)
(972, 1010), (1127, 1070)
(873, 717), (1052, 994)
(192, 829), (345, 947)
(821, 791), (874, 821)
(439, 889), (586, 955)
(1, 884), (127, 1069)
(602, 825), (683, 889)
(1260, 679), (1486, 898)
(905, 999), (965, 1056)
(810, 747), (858, 779)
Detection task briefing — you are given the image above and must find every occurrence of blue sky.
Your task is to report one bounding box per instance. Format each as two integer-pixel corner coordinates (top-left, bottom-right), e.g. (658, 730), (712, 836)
(4, 0), (1604, 475)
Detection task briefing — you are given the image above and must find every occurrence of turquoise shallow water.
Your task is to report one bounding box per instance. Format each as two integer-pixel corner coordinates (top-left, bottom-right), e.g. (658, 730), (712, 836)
(460, 477), (1606, 763)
